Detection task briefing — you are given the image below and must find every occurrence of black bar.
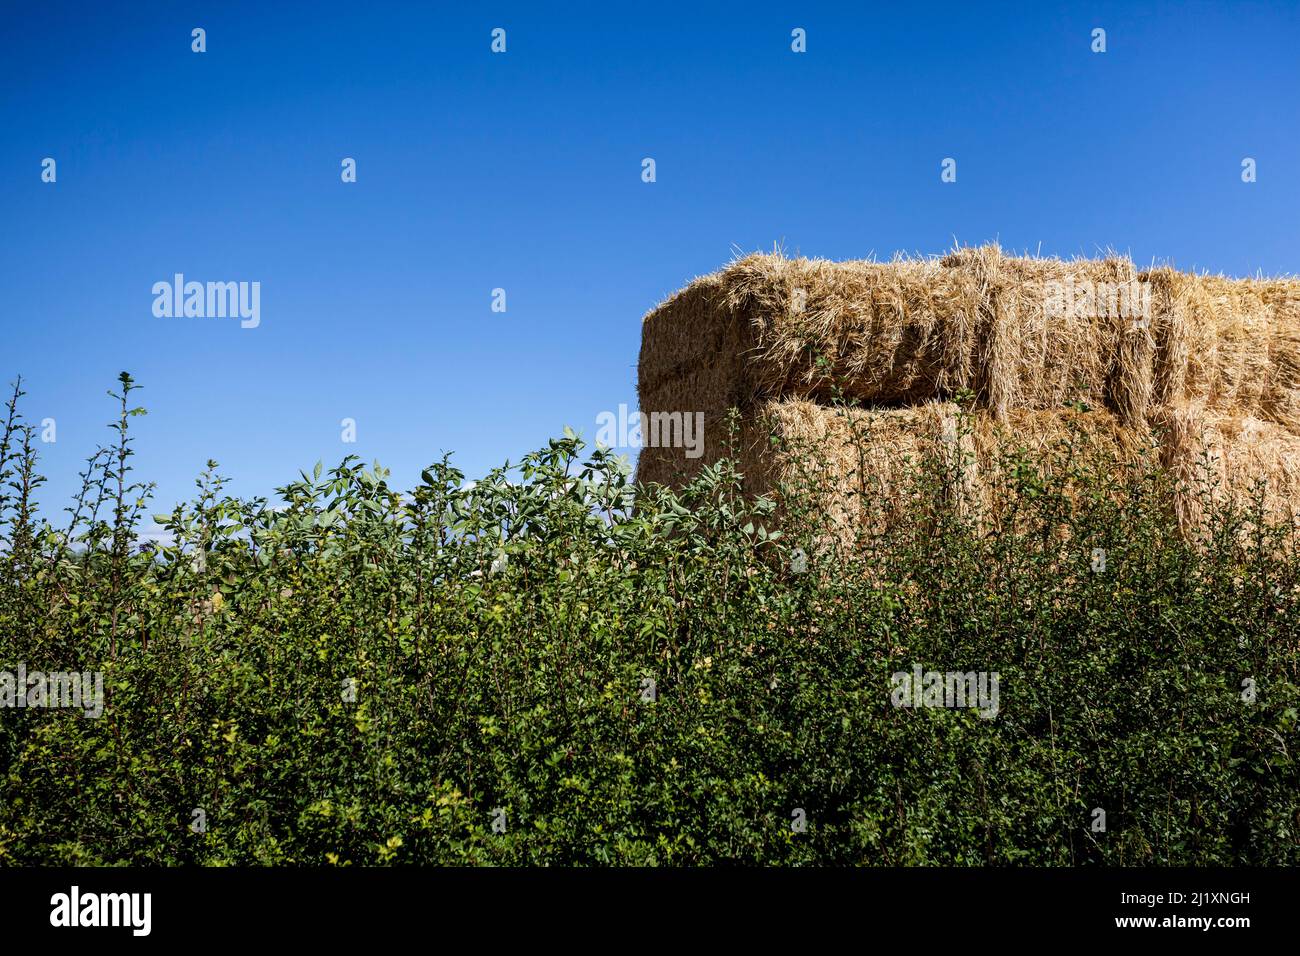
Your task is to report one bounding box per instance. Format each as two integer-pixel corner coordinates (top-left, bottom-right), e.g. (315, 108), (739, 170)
(0, 867), (1280, 942)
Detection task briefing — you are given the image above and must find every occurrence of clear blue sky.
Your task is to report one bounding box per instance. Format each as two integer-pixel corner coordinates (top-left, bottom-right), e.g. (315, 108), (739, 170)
(3, 1), (1298, 514)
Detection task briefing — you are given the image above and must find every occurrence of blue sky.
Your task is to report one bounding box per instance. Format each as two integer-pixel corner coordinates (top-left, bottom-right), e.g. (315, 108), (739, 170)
(3, 1), (1298, 514)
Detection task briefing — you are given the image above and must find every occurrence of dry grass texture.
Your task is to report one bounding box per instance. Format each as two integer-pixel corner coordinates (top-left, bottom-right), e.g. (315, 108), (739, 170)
(637, 245), (1300, 537)
(722, 401), (1152, 541)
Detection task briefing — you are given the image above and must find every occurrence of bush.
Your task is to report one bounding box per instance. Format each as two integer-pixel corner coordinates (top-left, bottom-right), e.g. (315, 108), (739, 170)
(0, 374), (1296, 865)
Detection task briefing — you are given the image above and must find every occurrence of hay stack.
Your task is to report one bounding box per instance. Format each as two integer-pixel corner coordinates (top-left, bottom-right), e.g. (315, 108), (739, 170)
(720, 401), (1151, 540)
(730, 400), (976, 537)
(1145, 271), (1300, 430)
(1154, 405), (1300, 532)
(636, 246), (1300, 537)
(638, 246), (1145, 426)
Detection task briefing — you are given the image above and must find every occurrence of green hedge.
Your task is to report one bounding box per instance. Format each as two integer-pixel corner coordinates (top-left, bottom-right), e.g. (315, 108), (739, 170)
(0, 375), (1296, 865)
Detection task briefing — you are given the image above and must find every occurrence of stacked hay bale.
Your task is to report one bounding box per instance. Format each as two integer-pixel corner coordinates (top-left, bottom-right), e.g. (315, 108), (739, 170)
(636, 245), (1300, 538)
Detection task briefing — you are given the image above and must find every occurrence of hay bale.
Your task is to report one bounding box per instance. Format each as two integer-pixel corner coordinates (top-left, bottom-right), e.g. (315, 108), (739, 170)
(639, 396), (1300, 545)
(1142, 269), (1298, 431)
(1246, 279), (1300, 433)
(1204, 414), (1300, 526)
(638, 248), (1300, 446)
(733, 400), (975, 539)
(1153, 404), (1300, 533)
(636, 248), (1300, 542)
(635, 267), (754, 491)
(639, 245), (1158, 438)
(1151, 403), (1207, 534)
(672, 400), (1148, 541)
(942, 246), (1149, 425)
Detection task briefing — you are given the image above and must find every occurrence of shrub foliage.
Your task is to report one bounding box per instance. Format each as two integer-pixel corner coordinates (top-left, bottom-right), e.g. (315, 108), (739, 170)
(1, 374), (1297, 865)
